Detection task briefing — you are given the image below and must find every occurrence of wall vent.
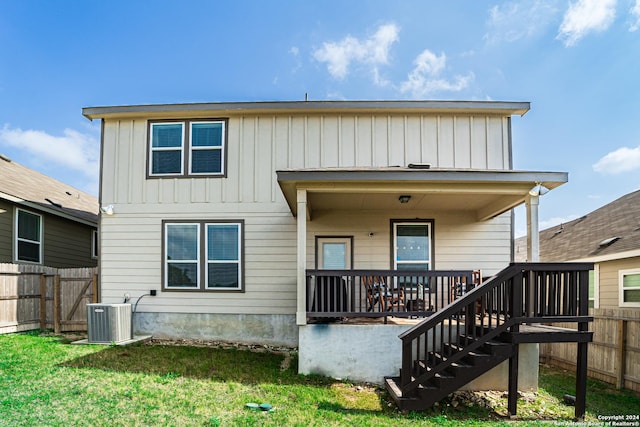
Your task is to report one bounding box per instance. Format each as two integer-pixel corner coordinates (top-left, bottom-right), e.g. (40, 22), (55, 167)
(87, 303), (132, 344)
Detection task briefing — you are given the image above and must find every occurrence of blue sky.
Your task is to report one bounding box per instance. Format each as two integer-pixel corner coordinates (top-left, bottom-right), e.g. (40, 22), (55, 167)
(1, 0), (639, 236)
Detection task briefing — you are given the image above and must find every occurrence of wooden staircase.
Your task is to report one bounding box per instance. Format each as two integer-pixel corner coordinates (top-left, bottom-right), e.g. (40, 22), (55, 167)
(384, 263), (594, 419)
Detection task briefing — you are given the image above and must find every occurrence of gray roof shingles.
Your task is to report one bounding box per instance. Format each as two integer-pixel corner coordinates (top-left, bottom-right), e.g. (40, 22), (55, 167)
(515, 189), (640, 262)
(0, 157), (98, 225)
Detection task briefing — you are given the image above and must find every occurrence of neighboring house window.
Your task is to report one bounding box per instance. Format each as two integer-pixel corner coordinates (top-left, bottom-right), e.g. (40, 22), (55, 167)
(393, 221), (433, 271)
(589, 266), (599, 309)
(148, 119), (227, 177)
(92, 229), (99, 259)
(163, 220), (243, 291)
(15, 208), (42, 263)
(619, 268), (640, 307)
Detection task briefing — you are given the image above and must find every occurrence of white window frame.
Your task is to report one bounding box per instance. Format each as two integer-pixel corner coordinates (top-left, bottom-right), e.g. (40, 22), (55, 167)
(619, 268), (640, 307)
(590, 264), (599, 309)
(92, 229), (99, 259)
(149, 122), (185, 176)
(163, 220), (243, 292)
(316, 237), (352, 270)
(205, 222), (242, 290)
(149, 119), (227, 178)
(189, 121), (226, 177)
(15, 208), (43, 264)
(393, 221), (432, 271)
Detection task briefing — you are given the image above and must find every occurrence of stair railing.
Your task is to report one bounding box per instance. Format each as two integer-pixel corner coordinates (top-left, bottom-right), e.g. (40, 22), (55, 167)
(397, 262), (593, 395)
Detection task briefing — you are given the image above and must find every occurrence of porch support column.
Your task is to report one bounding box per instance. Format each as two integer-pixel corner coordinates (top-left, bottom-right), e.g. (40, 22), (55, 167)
(296, 188), (308, 325)
(525, 195), (540, 262)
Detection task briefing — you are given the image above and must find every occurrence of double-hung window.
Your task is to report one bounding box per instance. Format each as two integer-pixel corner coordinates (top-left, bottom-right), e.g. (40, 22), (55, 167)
(15, 208), (42, 263)
(620, 268), (640, 307)
(149, 119), (227, 177)
(163, 220), (243, 291)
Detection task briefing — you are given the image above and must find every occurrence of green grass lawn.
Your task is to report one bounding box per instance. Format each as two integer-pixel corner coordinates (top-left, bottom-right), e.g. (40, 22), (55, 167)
(1, 331), (638, 426)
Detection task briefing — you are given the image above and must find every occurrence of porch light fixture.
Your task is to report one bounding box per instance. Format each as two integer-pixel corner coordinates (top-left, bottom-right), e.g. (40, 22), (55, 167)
(528, 183), (549, 197)
(399, 195), (411, 204)
(100, 204), (114, 215)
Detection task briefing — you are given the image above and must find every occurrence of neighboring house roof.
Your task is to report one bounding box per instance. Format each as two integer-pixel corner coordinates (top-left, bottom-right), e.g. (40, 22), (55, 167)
(0, 155), (98, 226)
(515, 189), (640, 262)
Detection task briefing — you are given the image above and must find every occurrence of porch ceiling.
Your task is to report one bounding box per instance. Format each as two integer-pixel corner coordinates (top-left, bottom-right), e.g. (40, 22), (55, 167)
(277, 168), (568, 221)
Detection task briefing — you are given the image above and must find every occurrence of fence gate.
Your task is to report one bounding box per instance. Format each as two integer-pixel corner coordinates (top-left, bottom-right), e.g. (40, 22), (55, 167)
(54, 270), (99, 333)
(0, 264), (98, 334)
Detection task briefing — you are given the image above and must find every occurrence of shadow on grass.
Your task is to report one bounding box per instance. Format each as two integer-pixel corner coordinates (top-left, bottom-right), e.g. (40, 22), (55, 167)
(58, 342), (333, 387)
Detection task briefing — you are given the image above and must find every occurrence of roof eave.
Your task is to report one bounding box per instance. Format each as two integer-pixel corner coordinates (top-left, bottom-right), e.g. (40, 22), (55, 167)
(82, 100), (530, 121)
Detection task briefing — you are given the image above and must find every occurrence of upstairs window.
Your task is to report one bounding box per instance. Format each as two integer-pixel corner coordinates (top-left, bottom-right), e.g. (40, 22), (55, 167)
(15, 208), (42, 263)
(149, 119), (227, 177)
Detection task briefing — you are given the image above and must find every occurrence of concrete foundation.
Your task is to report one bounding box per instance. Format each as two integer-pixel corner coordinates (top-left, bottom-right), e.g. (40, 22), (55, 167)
(134, 312), (298, 347)
(299, 323), (538, 390)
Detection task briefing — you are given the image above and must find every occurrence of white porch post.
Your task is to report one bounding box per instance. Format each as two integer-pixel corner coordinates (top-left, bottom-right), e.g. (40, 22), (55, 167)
(526, 194), (540, 262)
(296, 189), (308, 325)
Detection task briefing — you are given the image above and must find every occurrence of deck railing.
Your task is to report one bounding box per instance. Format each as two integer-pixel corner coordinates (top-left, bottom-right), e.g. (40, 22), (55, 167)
(397, 262), (593, 396)
(305, 269), (476, 320)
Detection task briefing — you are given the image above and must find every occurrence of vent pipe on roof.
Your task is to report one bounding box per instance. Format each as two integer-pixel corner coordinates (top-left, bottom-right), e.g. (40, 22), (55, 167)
(598, 237), (620, 247)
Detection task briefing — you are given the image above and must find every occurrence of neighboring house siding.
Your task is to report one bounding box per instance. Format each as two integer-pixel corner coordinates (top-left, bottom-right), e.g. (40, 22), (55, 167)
(0, 199), (12, 262)
(597, 257), (640, 309)
(42, 214), (97, 268)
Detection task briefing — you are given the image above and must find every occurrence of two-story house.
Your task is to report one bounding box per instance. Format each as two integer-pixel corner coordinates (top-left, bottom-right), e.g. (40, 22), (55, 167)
(84, 101), (592, 415)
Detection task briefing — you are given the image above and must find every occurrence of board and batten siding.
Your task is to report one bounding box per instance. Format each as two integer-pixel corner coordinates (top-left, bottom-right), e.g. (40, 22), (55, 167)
(99, 113), (513, 315)
(0, 199), (13, 262)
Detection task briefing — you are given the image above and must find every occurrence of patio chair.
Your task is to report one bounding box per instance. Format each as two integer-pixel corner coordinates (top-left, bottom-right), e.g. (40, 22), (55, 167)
(362, 276), (405, 313)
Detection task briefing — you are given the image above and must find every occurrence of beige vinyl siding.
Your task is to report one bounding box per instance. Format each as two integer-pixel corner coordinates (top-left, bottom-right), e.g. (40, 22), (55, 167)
(101, 114), (511, 205)
(0, 200), (13, 262)
(99, 207), (297, 315)
(597, 257), (640, 308)
(306, 210), (510, 276)
(99, 112), (513, 314)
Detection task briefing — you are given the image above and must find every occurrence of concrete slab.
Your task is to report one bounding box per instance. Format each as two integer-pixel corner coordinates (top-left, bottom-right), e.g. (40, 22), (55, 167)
(71, 335), (153, 346)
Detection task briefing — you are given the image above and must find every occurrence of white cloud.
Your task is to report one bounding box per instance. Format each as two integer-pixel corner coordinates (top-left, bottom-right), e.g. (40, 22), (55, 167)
(0, 125), (100, 180)
(399, 49), (474, 98)
(485, 0), (559, 44)
(593, 145), (640, 174)
(630, 0), (640, 31)
(557, 0), (617, 46)
(313, 23), (399, 83)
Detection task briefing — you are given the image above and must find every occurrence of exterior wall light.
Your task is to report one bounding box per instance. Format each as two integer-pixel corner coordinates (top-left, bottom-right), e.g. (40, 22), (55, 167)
(100, 204), (114, 215)
(399, 195), (411, 204)
(528, 183), (549, 197)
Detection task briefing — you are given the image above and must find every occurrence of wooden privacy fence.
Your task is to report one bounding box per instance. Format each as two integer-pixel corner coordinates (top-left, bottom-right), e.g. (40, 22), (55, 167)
(0, 263), (98, 334)
(540, 308), (640, 393)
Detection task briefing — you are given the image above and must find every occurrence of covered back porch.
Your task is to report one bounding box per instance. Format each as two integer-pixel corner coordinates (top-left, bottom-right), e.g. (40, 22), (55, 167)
(277, 167), (568, 324)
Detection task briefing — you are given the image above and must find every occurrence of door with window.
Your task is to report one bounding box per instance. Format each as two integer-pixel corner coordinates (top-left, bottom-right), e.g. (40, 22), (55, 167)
(393, 221), (432, 271)
(316, 237), (352, 269)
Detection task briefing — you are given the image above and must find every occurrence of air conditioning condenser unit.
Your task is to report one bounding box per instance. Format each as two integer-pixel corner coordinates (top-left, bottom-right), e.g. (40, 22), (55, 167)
(87, 303), (132, 344)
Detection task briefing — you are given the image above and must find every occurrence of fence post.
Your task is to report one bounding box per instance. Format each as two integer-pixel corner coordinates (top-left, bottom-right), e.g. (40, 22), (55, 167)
(92, 274), (98, 303)
(53, 275), (61, 334)
(616, 319), (627, 389)
(39, 274), (46, 330)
